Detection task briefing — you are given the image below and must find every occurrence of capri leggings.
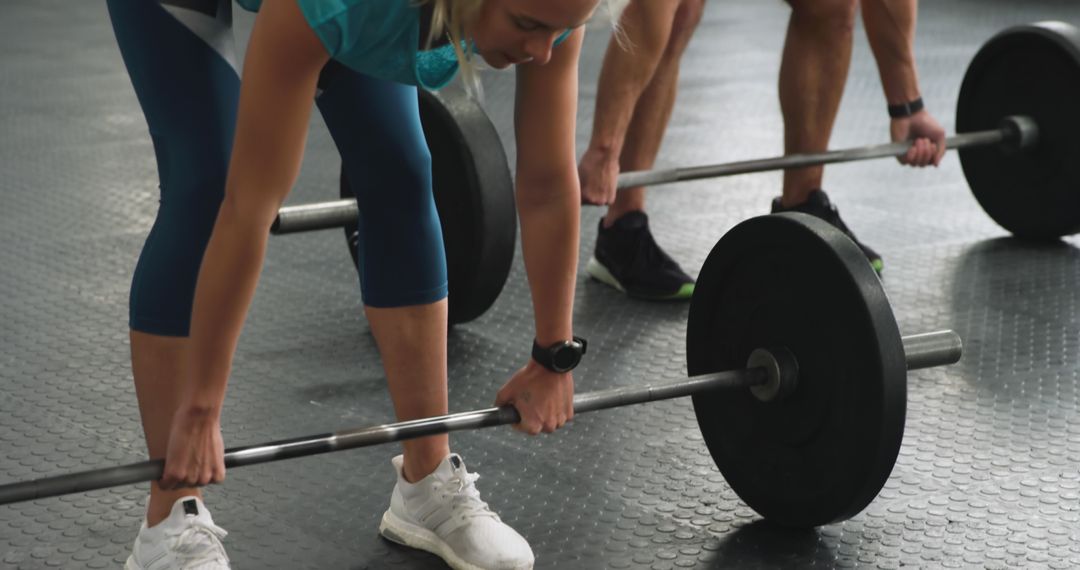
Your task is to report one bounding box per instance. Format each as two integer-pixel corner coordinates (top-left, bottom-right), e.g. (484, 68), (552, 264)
(107, 0), (448, 337)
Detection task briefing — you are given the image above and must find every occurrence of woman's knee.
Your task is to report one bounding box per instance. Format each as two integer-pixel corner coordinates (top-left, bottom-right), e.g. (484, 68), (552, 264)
(357, 202), (447, 308)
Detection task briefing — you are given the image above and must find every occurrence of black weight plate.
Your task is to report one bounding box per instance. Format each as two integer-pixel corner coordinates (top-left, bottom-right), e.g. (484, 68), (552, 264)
(687, 213), (907, 528)
(341, 89), (516, 325)
(957, 22), (1080, 239)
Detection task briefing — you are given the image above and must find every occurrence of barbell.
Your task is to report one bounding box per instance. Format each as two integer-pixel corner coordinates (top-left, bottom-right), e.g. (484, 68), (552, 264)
(271, 115), (1035, 228)
(0, 213), (962, 528)
(271, 21), (1080, 326)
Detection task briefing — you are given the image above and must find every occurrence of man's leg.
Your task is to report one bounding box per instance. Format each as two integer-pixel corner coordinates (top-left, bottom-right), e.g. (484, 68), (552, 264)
(775, 0), (883, 271)
(779, 0), (858, 207)
(605, 0), (707, 223)
(585, 0), (704, 300)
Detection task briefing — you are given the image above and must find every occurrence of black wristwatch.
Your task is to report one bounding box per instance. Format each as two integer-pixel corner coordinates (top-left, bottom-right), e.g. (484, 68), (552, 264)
(531, 336), (588, 373)
(887, 96), (925, 119)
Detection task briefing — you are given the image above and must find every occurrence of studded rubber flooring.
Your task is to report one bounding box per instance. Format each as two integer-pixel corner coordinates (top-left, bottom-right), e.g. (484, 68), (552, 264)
(3, 1), (1080, 569)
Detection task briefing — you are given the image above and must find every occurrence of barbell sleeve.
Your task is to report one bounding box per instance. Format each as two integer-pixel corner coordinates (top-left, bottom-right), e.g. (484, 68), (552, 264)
(271, 199), (359, 235)
(0, 331), (960, 507)
(902, 330), (963, 371)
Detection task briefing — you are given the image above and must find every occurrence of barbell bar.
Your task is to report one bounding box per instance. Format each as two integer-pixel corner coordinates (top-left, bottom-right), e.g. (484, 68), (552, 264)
(615, 116), (1035, 190)
(0, 331), (959, 508)
(270, 116), (1037, 235)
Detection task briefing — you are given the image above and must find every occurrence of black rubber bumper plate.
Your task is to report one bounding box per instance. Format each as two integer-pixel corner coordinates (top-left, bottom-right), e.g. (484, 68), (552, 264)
(958, 21), (1080, 239)
(686, 213), (907, 528)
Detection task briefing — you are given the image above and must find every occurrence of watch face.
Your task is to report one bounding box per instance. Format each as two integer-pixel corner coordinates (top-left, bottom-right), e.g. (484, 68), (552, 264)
(552, 344), (581, 372)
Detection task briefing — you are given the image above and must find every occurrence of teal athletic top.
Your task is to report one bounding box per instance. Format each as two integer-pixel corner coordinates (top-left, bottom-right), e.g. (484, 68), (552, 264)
(236, 0), (572, 90)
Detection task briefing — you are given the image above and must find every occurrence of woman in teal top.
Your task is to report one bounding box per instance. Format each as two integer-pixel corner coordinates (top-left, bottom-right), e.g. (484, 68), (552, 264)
(237, 0), (573, 90)
(110, 0), (599, 569)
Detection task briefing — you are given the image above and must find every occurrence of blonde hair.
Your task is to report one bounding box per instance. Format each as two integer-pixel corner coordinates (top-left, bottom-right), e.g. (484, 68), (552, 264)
(421, 0), (627, 97)
(423, 0), (484, 96)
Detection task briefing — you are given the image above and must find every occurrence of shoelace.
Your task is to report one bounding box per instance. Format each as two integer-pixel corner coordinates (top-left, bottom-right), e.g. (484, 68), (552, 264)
(440, 472), (500, 522)
(174, 520), (230, 568)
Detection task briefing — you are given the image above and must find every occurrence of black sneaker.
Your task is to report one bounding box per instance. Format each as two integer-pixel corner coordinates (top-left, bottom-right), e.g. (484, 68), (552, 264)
(586, 211), (696, 300)
(771, 190), (884, 273)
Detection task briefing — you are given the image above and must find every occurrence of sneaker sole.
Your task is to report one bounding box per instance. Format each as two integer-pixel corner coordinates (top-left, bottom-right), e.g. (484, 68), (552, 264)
(585, 257), (627, 293)
(125, 551), (229, 569)
(585, 258), (695, 301)
(379, 509), (532, 570)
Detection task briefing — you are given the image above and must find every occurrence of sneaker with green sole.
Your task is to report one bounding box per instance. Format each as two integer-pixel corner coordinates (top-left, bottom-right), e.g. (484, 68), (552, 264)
(586, 211), (695, 301)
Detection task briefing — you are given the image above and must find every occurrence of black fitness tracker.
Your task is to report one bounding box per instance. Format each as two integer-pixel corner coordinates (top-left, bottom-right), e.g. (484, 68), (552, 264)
(888, 96), (925, 119)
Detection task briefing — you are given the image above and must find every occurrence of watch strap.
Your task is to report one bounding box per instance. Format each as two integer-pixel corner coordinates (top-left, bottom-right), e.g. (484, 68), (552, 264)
(888, 96), (925, 119)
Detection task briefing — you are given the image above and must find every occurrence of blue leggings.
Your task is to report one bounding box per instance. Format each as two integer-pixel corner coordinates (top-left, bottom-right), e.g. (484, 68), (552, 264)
(107, 0), (448, 337)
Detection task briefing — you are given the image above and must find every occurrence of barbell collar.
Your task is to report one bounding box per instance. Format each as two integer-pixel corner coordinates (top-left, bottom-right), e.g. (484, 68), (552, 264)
(615, 120), (1033, 191)
(748, 346), (799, 403)
(997, 115), (1040, 154)
(0, 331), (960, 506)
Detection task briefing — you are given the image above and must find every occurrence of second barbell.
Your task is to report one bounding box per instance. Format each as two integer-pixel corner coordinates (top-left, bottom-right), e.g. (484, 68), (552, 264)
(272, 21), (1080, 325)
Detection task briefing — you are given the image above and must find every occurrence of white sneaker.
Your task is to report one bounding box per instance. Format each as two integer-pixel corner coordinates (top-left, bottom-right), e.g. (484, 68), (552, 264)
(125, 496), (230, 570)
(379, 454), (534, 570)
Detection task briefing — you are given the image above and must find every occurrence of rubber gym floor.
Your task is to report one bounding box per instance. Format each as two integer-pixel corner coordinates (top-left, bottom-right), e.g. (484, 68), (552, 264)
(2, 1), (1079, 568)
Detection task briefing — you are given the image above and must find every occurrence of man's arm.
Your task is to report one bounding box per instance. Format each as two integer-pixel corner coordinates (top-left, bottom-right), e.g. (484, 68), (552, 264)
(861, 0), (921, 105)
(862, 0), (946, 166)
(579, 0), (685, 205)
(587, 0), (683, 156)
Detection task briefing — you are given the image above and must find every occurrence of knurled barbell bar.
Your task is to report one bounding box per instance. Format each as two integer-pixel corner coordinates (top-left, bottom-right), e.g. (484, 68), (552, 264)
(0, 213), (963, 528)
(271, 21), (1080, 326)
